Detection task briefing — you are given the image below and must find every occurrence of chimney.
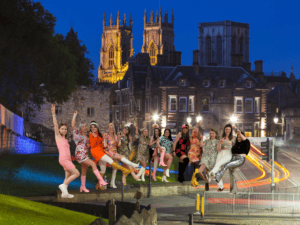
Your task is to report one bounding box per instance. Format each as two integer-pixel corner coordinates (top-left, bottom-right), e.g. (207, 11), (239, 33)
(193, 50), (199, 65)
(157, 54), (168, 66)
(242, 62), (251, 74)
(167, 51), (181, 66)
(254, 60), (263, 74)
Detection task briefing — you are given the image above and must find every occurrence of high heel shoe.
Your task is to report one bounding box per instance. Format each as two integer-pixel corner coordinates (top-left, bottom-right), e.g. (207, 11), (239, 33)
(111, 162), (133, 176)
(162, 175), (169, 182)
(80, 186), (90, 193)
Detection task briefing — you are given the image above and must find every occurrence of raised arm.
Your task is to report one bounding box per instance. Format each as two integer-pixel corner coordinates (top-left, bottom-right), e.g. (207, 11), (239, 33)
(71, 110), (77, 131)
(149, 136), (156, 146)
(236, 130), (246, 141)
(51, 104), (60, 140)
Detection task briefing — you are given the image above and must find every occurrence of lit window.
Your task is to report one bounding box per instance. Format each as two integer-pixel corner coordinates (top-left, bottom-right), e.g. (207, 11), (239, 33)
(189, 96), (194, 112)
(203, 98), (210, 112)
(179, 97), (187, 112)
(245, 98), (253, 113)
(254, 97), (260, 113)
(235, 97), (243, 113)
(149, 43), (157, 65)
(169, 96), (177, 112)
(276, 108), (279, 113)
(109, 47), (114, 67)
(180, 80), (186, 86)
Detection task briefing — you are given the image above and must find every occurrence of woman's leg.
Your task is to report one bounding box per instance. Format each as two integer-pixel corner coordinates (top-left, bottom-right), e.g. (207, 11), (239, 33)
(136, 160), (146, 180)
(64, 168), (80, 186)
(98, 160), (107, 176)
(210, 154), (232, 177)
(152, 156), (159, 181)
(110, 169), (118, 188)
(215, 156), (245, 183)
(159, 147), (167, 167)
(80, 163), (89, 192)
(83, 159), (107, 187)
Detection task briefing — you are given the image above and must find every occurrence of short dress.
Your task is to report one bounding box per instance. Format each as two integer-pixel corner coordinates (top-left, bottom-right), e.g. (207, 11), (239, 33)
(73, 129), (90, 163)
(117, 136), (131, 160)
(89, 132), (105, 162)
(56, 137), (76, 171)
(188, 136), (202, 163)
(104, 135), (118, 158)
(200, 139), (219, 170)
(136, 134), (149, 162)
(159, 136), (173, 154)
(175, 136), (190, 158)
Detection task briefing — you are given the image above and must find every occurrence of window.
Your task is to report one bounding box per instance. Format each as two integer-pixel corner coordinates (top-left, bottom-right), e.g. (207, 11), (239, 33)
(217, 36), (222, 65)
(276, 108), (279, 113)
(244, 123), (252, 130)
(169, 96), (177, 112)
(137, 100), (140, 111)
(189, 96), (194, 112)
(206, 36), (211, 64)
(180, 79), (186, 86)
(203, 80), (209, 87)
(149, 43), (157, 65)
(246, 81), (252, 88)
(109, 46), (114, 67)
(154, 96), (158, 111)
(235, 97), (243, 113)
(231, 36), (236, 54)
(219, 80), (225, 88)
(245, 98), (253, 113)
(179, 97), (187, 112)
(87, 107), (94, 116)
(55, 106), (62, 115)
(127, 80), (129, 88)
(203, 98), (210, 112)
(146, 97), (150, 113)
(267, 104), (271, 113)
(254, 97), (260, 113)
(115, 111), (119, 121)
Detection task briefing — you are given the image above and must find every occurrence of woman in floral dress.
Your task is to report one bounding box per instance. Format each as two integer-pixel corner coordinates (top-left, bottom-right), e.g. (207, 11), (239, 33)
(103, 123), (140, 188)
(135, 124), (150, 182)
(71, 111), (107, 192)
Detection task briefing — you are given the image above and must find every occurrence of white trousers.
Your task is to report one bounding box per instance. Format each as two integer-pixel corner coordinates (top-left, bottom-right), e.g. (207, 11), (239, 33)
(211, 150), (232, 189)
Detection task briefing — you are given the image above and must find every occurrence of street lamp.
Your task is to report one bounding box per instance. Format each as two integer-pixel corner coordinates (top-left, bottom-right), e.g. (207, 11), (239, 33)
(196, 115), (202, 122)
(230, 114), (238, 135)
(153, 114), (159, 125)
(187, 117), (192, 125)
(274, 115), (278, 124)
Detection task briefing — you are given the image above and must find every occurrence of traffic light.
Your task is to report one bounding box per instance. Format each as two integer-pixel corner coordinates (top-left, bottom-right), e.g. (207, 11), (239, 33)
(261, 138), (271, 161)
(274, 146), (279, 161)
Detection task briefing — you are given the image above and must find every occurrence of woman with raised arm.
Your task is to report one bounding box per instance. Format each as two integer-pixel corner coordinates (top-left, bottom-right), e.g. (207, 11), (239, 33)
(51, 104), (80, 198)
(208, 124), (236, 192)
(214, 130), (250, 194)
(149, 126), (162, 181)
(117, 125), (140, 184)
(103, 123), (140, 188)
(158, 129), (174, 182)
(71, 111), (107, 192)
(173, 124), (191, 183)
(135, 124), (150, 182)
(89, 121), (133, 187)
(189, 121), (204, 187)
(196, 128), (219, 190)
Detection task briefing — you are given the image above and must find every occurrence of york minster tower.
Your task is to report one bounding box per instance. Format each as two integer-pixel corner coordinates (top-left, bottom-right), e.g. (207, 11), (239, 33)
(98, 11), (134, 83)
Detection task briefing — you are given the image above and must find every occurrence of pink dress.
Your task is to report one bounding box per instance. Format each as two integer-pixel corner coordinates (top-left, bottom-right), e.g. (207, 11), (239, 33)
(73, 129), (90, 163)
(56, 136), (76, 171)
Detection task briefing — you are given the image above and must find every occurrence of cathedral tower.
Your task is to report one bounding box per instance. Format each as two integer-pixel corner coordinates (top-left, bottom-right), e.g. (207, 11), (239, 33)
(142, 8), (176, 66)
(98, 11), (134, 83)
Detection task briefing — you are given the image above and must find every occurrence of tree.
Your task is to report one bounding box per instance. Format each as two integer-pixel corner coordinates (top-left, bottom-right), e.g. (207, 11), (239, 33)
(0, 0), (78, 116)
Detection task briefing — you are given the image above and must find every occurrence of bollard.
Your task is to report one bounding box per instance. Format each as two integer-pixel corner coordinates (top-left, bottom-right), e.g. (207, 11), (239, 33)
(200, 196), (204, 218)
(109, 199), (116, 225)
(193, 194), (201, 215)
(188, 214), (193, 225)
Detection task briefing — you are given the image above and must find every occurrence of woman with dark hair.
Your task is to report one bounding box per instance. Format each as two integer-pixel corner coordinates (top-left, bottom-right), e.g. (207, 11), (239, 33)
(72, 111), (107, 192)
(214, 130), (250, 194)
(173, 124), (191, 183)
(208, 124), (236, 192)
(51, 105), (80, 198)
(158, 128), (174, 182)
(117, 125), (139, 184)
(135, 124), (150, 182)
(89, 121), (132, 188)
(103, 123), (140, 188)
(149, 125), (162, 181)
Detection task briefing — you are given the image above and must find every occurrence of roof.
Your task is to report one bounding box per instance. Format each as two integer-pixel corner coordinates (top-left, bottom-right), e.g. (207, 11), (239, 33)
(265, 76), (290, 83)
(282, 101), (300, 110)
(267, 85), (284, 100)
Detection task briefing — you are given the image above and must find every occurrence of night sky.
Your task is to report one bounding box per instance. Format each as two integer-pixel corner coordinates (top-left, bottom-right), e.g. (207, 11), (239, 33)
(38, 0), (300, 81)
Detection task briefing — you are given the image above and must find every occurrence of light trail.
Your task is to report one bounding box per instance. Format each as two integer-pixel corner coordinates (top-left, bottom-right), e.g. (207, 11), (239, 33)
(193, 144), (291, 190)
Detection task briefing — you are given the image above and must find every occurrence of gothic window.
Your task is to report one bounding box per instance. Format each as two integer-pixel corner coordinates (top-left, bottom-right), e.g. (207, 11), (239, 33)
(231, 36), (236, 54)
(149, 43), (157, 65)
(240, 37), (243, 54)
(217, 36), (222, 65)
(109, 46), (114, 67)
(206, 36), (211, 64)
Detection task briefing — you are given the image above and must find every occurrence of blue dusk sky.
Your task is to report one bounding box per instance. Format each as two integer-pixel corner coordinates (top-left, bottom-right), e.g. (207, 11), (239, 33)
(38, 0), (300, 81)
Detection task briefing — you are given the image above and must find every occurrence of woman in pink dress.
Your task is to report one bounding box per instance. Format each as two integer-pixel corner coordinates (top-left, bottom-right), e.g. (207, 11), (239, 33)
(71, 110), (107, 192)
(51, 104), (80, 198)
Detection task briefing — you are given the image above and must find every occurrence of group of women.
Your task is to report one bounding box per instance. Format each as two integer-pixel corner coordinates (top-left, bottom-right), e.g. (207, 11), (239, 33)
(52, 104), (250, 198)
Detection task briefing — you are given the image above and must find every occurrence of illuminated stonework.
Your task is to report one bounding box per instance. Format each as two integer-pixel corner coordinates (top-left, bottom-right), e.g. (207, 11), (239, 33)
(98, 11), (134, 83)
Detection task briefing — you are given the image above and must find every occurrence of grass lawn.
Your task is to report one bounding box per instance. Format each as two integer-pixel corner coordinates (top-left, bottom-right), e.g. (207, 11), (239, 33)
(0, 194), (107, 225)
(0, 154), (180, 197)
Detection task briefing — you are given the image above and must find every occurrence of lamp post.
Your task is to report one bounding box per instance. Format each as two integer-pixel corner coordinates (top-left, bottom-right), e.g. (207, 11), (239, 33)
(196, 115), (202, 122)
(187, 117), (192, 125)
(230, 114), (238, 135)
(153, 114), (159, 125)
(274, 114), (278, 137)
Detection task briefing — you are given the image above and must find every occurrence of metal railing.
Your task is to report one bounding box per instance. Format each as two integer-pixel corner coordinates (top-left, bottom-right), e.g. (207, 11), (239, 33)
(203, 192), (300, 215)
(278, 186), (300, 194)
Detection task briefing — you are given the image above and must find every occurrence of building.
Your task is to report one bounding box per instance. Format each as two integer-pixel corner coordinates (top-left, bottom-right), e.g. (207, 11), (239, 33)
(98, 11), (134, 83)
(197, 20), (250, 68)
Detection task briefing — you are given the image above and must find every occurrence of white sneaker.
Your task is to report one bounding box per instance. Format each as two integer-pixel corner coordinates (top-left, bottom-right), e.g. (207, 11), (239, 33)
(59, 184), (68, 195)
(162, 175), (169, 182)
(166, 169), (170, 177)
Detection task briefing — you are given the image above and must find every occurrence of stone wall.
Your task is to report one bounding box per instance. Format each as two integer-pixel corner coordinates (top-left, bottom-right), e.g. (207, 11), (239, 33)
(22, 86), (111, 142)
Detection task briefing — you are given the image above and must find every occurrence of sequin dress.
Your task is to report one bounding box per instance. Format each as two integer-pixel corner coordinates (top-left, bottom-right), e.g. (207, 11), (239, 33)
(117, 135), (131, 160)
(73, 129), (90, 163)
(136, 134), (149, 162)
(200, 139), (219, 170)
